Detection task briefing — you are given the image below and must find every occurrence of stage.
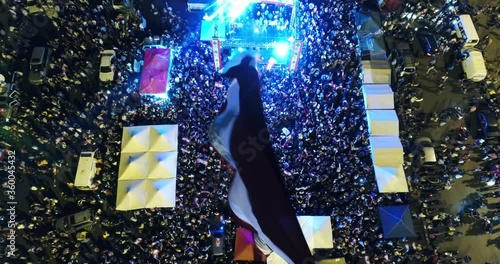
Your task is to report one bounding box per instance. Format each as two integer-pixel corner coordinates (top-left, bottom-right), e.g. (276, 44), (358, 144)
(199, 0), (300, 66)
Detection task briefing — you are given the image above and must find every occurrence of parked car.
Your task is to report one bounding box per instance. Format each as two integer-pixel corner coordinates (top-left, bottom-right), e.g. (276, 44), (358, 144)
(210, 216), (225, 256)
(396, 42), (413, 54)
(112, 0), (129, 10)
(391, 47), (416, 76)
(0, 73), (19, 123)
(458, 1), (478, 16)
(46, 0), (54, 8)
(99, 50), (116, 82)
(55, 209), (94, 233)
(0, 103), (15, 123)
(29, 47), (52, 85)
(26, 0), (44, 14)
(466, 103), (500, 139)
(478, 109), (500, 138)
(415, 137), (437, 165)
(461, 49), (487, 82)
(415, 30), (439, 57)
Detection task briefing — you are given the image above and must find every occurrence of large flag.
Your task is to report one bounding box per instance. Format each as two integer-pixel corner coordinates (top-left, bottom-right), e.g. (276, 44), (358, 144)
(209, 53), (313, 263)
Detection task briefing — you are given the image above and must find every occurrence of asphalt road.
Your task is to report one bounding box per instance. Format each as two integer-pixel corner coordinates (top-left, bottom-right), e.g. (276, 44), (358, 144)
(432, 141), (500, 263)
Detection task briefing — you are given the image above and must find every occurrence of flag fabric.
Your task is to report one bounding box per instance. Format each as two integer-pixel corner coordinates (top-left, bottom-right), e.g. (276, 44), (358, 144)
(289, 41), (303, 72)
(196, 158), (208, 166)
(209, 54), (312, 263)
(211, 38), (222, 71)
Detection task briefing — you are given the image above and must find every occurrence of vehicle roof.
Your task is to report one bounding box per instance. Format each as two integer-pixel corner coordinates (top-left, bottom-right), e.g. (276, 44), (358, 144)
(421, 36), (438, 51)
(72, 209), (93, 221)
(419, 33), (436, 41)
(100, 50), (115, 67)
(100, 57), (113, 67)
(32, 47), (46, 53)
(31, 47), (46, 62)
(101, 50), (116, 55)
(396, 42), (411, 50)
(458, 14), (479, 40)
(416, 137), (432, 143)
(462, 49), (487, 73)
(478, 111), (497, 126)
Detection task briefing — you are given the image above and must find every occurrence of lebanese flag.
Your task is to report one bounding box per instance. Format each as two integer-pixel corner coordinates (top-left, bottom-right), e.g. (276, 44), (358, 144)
(209, 53), (312, 263)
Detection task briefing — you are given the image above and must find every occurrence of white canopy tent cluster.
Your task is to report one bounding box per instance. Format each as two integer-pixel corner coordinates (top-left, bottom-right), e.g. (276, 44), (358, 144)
(362, 77), (408, 193)
(116, 125), (179, 210)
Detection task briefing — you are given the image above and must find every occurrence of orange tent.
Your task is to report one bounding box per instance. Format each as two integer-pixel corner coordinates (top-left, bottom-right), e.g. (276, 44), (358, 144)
(234, 227), (267, 261)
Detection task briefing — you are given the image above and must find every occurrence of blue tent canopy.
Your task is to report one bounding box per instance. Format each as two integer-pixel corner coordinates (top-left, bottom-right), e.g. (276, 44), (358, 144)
(378, 205), (416, 238)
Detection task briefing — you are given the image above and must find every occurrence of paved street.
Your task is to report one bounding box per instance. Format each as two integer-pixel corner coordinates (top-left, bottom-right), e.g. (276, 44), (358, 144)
(437, 157), (500, 263)
(415, 4), (500, 260)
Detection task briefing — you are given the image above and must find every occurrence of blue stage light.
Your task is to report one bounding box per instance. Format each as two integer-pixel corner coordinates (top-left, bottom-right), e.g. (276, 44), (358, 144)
(203, 14), (212, 21)
(274, 42), (290, 58)
(237, 47), (245, 53)
(228, 0), (251, 21)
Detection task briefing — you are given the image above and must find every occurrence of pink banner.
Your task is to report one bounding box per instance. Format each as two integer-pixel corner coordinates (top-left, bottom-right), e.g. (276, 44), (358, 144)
(139, 49), (171, 95)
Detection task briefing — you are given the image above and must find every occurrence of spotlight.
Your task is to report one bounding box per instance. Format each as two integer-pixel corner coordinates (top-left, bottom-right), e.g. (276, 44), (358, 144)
(274, 42), (290, 58)
(203, 14), (212, 21)
(228, 0), (251, 21)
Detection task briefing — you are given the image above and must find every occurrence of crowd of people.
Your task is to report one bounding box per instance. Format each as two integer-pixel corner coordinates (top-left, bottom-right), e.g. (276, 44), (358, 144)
(383, 0), (500, 262)
(0, 0), (498, 263)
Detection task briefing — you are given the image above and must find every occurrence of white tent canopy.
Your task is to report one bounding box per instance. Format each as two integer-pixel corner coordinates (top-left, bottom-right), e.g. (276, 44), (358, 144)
(369, 136), (403, 167)
(116, 180), (150, 211)
(149, 125), (178, 152)
(362, 60), (391, 84)
(145, 178), (176, 208)
(121, 126), (151, 153)
(148, 152), (178, 179)
(118, 152), (150, 180)
(298, 216), (333, 251)
(367, 110), (399, 136)
(116, 179), (176, 210)
(267, 216), (333, 263)
(121, 125), (178, 153)
(362, 84), (394, 110)
(374, 165), (409, 193)
(117, 125), (178, 211)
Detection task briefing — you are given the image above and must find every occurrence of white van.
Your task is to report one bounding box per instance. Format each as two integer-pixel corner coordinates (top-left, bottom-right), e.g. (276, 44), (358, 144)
(74, 150), (97, 190)
(462, 49), (487, 82)
(29, 47), (52, 85)
(454, 15), (479, 48)
(415, 137), (437, 165)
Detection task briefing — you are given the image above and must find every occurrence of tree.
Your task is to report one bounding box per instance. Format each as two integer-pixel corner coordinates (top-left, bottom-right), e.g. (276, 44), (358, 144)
(120, 0), (139, 20)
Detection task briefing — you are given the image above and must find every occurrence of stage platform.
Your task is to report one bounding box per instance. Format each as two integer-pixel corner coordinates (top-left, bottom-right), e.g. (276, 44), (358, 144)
(200, 0), (296, 65)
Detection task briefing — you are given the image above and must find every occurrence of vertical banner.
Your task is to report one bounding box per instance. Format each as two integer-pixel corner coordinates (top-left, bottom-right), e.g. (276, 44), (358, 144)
(211, 38), (222, 71)
(266, 58), (277, 71)
(288, 41), (303, 72)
